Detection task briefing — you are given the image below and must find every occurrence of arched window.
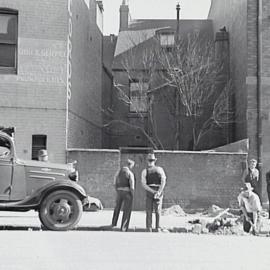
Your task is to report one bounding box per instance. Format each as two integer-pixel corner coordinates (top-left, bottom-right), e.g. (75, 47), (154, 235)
(0, 8), (18, 73)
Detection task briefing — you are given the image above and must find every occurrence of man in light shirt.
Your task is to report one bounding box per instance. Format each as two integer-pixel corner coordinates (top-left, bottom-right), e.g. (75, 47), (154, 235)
(111, 159), (135, 231)
(238, 182), (262, 234)
(141, 153), (166, 232)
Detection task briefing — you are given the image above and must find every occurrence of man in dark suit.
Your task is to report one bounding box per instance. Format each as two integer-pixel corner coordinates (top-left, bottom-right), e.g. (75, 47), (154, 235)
(111, 159), (135, 231)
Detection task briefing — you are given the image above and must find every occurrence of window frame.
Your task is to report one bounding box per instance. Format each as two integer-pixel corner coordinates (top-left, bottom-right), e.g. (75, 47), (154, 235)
(156, 29), (175, 52)
(129, 79), (149, 114)
(31, 134), (47, 161)
(0, 8), (18, 74)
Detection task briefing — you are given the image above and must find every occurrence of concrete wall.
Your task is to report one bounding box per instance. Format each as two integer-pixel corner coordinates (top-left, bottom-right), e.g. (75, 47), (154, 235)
(67, 0), (103, 149)
(67, 149), (247, 209)
(208, 0), (248, 144)
(0, 0), (68, 163)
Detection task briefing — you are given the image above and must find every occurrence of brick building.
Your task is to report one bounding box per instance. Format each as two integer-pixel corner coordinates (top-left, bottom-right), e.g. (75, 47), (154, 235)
(208, 0), (270, 197)
(0, 0), (103, 163)
(103, 1), (230, 150)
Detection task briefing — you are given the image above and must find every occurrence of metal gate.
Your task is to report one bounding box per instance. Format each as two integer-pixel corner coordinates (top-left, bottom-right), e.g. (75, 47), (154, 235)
(120, 147), (152, 211)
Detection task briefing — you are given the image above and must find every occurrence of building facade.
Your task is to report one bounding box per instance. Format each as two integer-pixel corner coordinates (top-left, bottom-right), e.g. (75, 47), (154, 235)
(0, 0), (103, 163)
(208, 0), (270, 198)
(104, 1), (230, 151)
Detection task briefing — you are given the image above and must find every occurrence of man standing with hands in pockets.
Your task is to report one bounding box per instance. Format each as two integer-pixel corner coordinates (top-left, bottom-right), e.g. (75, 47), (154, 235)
(141, 153), (166, 232)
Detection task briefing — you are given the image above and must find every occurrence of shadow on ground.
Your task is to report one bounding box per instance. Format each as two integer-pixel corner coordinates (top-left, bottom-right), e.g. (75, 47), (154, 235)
(0, 224), (178, 232)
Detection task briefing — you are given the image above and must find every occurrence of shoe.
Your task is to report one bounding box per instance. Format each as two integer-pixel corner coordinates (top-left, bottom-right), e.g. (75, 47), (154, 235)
(147, 228), (152, 232)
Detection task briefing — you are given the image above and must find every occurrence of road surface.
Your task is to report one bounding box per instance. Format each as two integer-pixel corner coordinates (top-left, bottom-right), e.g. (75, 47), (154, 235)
(0, 210), (269, 270)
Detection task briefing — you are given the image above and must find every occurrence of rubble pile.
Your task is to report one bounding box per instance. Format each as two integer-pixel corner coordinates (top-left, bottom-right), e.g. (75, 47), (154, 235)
(187, 205), (244, 235)
(203, 205), (237, 219)
(163, 204), (270, 235)
(187, 217), (244, 235)
(162, 205), (186, 217)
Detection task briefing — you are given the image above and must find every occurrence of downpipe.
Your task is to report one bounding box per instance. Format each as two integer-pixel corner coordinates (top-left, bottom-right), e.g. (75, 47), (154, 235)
(257, 0), (263, 199)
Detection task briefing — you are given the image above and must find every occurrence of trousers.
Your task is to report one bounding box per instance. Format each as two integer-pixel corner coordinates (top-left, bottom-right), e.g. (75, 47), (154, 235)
(146, 187), (163, 230)
(112, 190), (133, 231)
(243, 212), (254, 233)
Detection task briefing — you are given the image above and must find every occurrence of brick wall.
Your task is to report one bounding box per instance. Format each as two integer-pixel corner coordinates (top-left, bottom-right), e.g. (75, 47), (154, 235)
(260, 0), (270, 199)
(68, 149), (247, 209)
(67, 149), (120, 208)
(0, 0), (68, 163)
(67, 0), (103, 149)
(0, 0), (104, 162)
(208, 0), (270, 201)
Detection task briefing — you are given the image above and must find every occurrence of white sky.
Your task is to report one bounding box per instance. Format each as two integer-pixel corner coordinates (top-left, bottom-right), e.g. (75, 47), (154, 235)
(102, 0), (212, 35)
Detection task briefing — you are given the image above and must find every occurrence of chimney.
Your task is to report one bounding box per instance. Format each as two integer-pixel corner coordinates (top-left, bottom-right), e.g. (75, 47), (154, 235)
(119, 0), (129, 31)
(176, 3), (180, 43)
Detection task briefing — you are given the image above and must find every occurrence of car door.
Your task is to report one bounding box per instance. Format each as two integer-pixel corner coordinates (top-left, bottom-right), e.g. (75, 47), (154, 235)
(0, 147), (13, 200)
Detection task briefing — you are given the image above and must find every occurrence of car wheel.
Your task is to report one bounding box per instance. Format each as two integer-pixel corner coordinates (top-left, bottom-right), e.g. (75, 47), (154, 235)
(39, 190), (83, 231)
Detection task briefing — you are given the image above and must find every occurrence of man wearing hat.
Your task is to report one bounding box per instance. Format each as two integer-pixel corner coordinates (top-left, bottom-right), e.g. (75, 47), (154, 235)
(111, 159), (135, 231)
(38, 149), (49, 162)
(237, 182), (262, 234)
(141, 153), (166, 232)
(242, 158), (260, 196)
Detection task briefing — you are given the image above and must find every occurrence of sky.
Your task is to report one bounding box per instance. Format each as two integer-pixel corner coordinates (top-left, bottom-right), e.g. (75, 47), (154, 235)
(102, 0), (212, 35)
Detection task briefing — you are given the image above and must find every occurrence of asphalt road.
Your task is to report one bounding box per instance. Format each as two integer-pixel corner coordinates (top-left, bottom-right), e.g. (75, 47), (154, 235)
(0, 211), (269, 270)
(0, 231), (270, 270)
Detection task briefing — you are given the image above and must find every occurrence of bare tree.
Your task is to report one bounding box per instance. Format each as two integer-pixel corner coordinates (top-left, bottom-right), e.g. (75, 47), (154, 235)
(108, 31), (234, 150)
(111, 44), (163, 149)
(151, 32), (233, 150)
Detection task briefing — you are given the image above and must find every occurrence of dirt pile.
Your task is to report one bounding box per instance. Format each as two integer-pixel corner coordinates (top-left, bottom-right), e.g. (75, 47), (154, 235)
(162, 205), (186, 217)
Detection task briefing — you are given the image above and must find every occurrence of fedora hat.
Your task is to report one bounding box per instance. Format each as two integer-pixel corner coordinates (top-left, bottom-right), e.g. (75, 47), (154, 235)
(147, 153), (156, 161)
(241, 182), (254, 191)
(38, 149), (48, 157)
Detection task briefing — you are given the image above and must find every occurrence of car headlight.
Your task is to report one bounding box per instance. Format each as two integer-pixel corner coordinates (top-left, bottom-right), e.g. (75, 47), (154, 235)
(68, 170), (79, 181)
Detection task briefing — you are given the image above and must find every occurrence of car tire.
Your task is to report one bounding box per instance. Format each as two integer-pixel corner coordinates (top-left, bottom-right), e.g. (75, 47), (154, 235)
(39, 190), (83, 231)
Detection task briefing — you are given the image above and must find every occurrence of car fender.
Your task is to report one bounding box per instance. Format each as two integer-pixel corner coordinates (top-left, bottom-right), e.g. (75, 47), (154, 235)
(21, 180), (87, 209)
(0, 180), (87, 211)
(38, 180), (87, 204)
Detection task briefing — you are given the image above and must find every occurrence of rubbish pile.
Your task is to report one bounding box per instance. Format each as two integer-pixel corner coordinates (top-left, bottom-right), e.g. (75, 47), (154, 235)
(187, 205), (245, 235)
(163, 204), (270, 236)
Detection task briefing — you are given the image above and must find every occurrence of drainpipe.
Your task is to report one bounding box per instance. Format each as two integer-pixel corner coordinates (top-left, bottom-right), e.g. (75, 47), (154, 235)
(175, 3), (180, 149)
(257, 0), (262, 198)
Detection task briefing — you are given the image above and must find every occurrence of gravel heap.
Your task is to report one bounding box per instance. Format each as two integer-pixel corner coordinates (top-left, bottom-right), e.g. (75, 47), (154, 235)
(162, 205), (186, 217)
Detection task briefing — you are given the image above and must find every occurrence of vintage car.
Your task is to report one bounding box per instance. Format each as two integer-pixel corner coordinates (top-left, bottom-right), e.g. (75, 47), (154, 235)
(0, 127), (91, 231)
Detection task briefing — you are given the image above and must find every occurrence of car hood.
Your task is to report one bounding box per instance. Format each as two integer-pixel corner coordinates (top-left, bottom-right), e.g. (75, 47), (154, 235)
(17, 159), (74, 172)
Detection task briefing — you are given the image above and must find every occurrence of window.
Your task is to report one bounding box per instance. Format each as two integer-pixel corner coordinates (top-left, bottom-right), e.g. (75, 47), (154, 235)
(32, 135), (47, 160)
(129, 81), (148, 113)
(156, 29), (175, 52)
(160, 33), (175, 47)
(0, 9), (18, 73)
(0, 136), (11, 158)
